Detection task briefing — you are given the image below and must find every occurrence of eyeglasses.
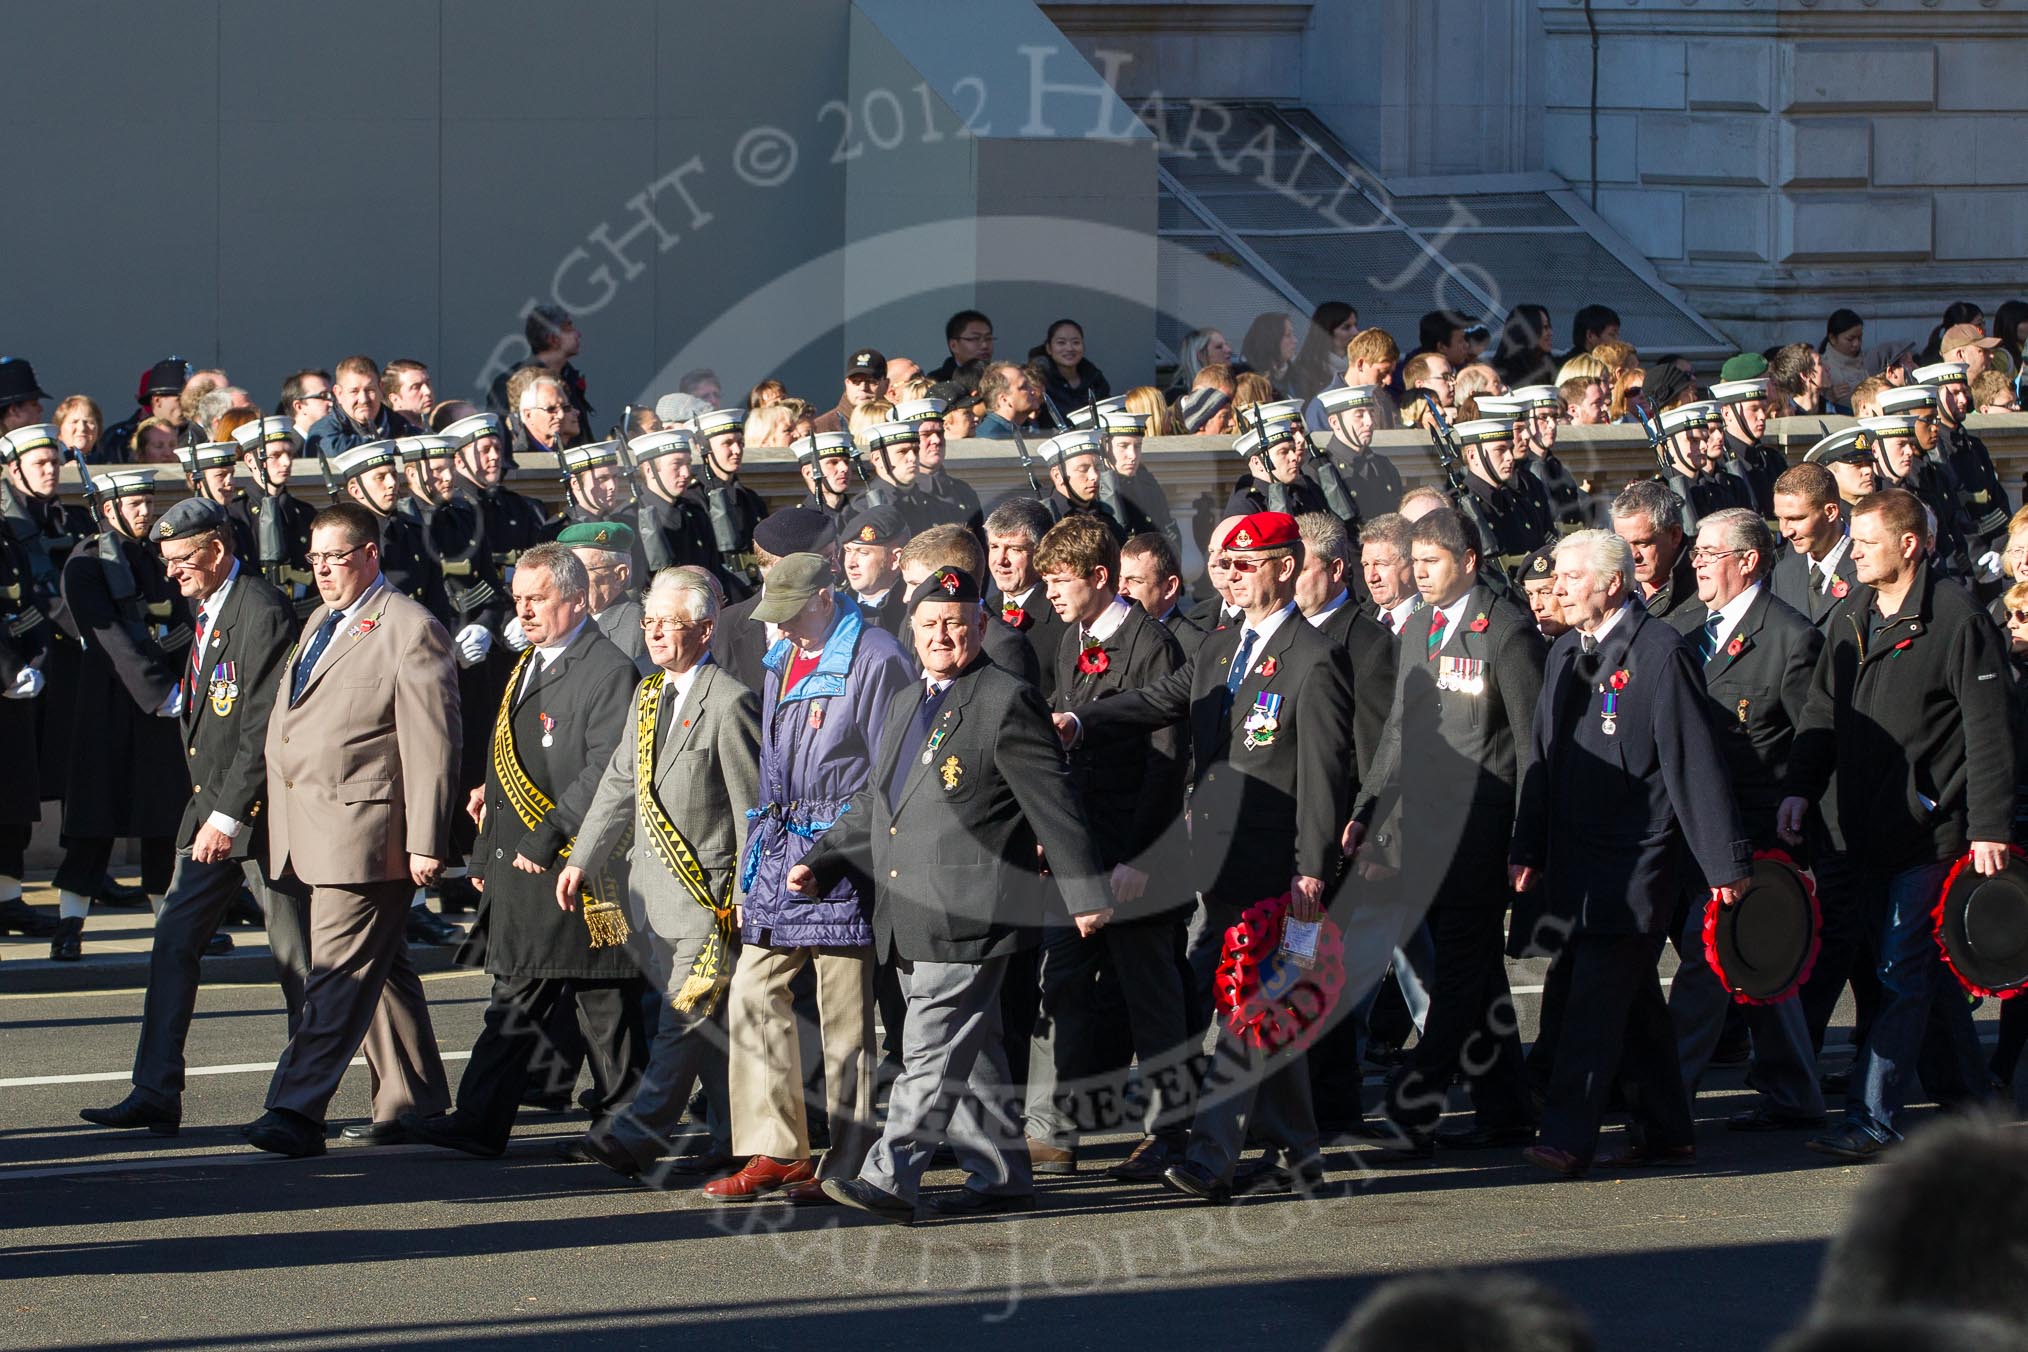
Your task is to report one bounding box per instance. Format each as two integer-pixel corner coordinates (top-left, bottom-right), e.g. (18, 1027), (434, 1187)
(299, 390), (333, 403)
(641, 616), (703, 633)
(159, 548), (213, 571)
(305, 543), (367, 568)
(2011, 609), (2028, 625)
(1689, 547), (1744, 564)
(524, 404), (565, 417)
(1228, 556), (1286, 574)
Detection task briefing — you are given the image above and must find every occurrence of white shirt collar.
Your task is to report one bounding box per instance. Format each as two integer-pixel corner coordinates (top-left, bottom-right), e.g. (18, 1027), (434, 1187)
(1307, 588), (1353, 629)
(1708, 583), (1761, 652)
(1815, 533), (1850, 575)
(1083, 595), (1132, 644)
(661, 660), (704, 723)
(1590, 598), (1636, 644)
(1008, 583), (1039, 609)
(1381, 596), (1418, 631)
(855, 582), (896, 608)
(1234, 601), (1297, 678)
(535, 617), (589, 667)
(1424, 589), (1476, 650)
(334, 576), (386, 627)
(199, 559), (242, 630)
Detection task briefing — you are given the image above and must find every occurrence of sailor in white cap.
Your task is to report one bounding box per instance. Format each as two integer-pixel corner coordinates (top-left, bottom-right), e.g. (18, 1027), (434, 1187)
(1656, 400), (1751, 534)
(1711, 375), (1785, 516)
(895, 397), (981, 532)
(1223, 402), (1328, 520)
(624, 426), (721, 579)
(1038, 428), (1129, 542)
(1508, 385), (1593, 530)
(1915, 360), (2011, 549)
(228, 417), (319, 616)
(1315, 384), (1405, 519)
(793, 430), (858, 533)
(689, 407), (769, 597)
(1873, 386), (1992, 581)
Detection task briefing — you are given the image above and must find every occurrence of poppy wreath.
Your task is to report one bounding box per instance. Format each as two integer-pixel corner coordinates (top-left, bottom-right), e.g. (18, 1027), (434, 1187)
(1932, 843), (2028, 1000)
(1700, 847), (1822, 1006)
(1213, 891), (1346, 1053)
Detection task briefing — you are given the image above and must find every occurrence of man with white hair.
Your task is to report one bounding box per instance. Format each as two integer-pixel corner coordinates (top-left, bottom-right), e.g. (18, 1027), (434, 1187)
(1510, 528), (1751, 1177)
(518, 374), (571, 460)
(559, 521), (650, 674)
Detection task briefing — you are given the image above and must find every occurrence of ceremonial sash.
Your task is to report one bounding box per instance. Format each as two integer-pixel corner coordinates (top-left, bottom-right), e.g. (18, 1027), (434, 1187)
(492, 650), (631, 948)
(635, 671), (737, 1013)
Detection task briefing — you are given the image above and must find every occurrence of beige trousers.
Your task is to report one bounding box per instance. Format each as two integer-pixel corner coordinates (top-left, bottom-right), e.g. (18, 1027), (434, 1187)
(724, 944), (876, 1176)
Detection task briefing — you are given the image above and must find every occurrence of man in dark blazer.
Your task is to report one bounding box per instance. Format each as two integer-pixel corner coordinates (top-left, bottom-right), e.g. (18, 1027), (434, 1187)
(79, 500), (304, 1136)
(1064, 511), (1356, 1203)
(1670, 509), (1826, 1131)
(1296, 512), (1395, 782)
(986, 497), (1068, 701)
(1769, 462), (1858, 629)
(1119, 531), (1208, 659)
(1511, 528), (1752, 1176)
(1352, 508), (1545, 1155)
(403, 542), (647, 1157)
(1024, 515), (1194, 1182)
(1781, 489), (2014, 1160)
(793, 567), (1113, 1223)
(1610, 478), (1703, 635)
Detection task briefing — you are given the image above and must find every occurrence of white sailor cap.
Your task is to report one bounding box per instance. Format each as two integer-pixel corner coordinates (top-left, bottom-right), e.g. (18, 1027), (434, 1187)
(1659, 401), (1720, 436)
(1065, 396), (1129, 429)
(893, 398), (948, 424)
(1876, 384), (1941, 415)
(1911, 361), (1970, 387)
(1511, 384), (1562, 410)
(628, 428), (693, 464)
(1317, 384), (1382, 414)
(1710, 378), (1767, 406)
(1039, 429), (1105, 467)
(396, 434), (458, 463)
(1097, 408), (1149, 434)
(0, 422), (62, 463)
(97, 467), (158, 499)
(328, 439), (401, 479)
(441, 412), (507, 447)
(693, 407), (748, 438)
(1233, 416), (1306, 459)
(175, 440), (239, 472)
(792, 431), (856, 465)
(1474, 396), (1525, 421)
(1803, 425), (1878, 466)
(1453, 418), (1514, 447)
(230, 416), (304, 454)
(860, 420), (920, 453)
(561, 440), (623, 473)
(1860, 414), (1920, 439)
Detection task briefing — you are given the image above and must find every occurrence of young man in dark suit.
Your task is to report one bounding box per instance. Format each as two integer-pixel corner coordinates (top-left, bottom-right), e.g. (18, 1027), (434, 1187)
(791, 567), (1113, 1223)
(1351, 508), (1544, 1155)
(1295, 512), (1394, 782)
(1769, 461), (1859, 629)
(1118, 531), (1208, 659)
(1062, 511), (1356, 1203)
(1671, 509), (1827, 1131)
(1511, 528), (1752, 1176)
(79, 500), (304, 1136)
(985, 497), (1067, 700)
(1024, 515), (1194, 1182)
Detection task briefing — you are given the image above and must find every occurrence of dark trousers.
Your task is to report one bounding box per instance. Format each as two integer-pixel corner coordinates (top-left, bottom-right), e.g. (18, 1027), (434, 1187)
(54, 834), (175, 896)
(1798, 850), (1883, 1054)
(452, 974), (648, 1149)
(1386, 903), (1531, 1137)
(1538, 931), (1692, 1163)
(0, 822), (30, 878)
(133, 851), (312, 1104)
(593, 999), (730, 1173)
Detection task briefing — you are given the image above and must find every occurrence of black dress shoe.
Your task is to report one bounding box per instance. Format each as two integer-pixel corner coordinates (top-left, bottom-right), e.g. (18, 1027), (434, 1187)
(1436, 1123), (1537, 1151)
(397, 1111), (504, 1158)
(405, 908), (463, 946)
(0, 896), (59, 937)
(49, 916), (83, 961)
(1728, 1107), (1827, 1133)
(926, 1189), (1036, 1216)
(658, 1148), (736, 1177)
(203, 931), (235, 956)
(575, 1132), (643, 1179)
(1161, 1160), (1232, 1205)
(339, 1120), (408, 1144)
(95, 877), (150, 908)
(821, 1177), (916, 1224)
(1806, 1124), (1891, 1161)
(80, 1091), (181, 1136)
(1107, 1136), (1177, 1182)
(247, 1109), (327, 1158)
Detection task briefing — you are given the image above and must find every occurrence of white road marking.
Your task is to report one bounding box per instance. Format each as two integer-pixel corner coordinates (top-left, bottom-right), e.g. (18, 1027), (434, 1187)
(0, 1051), (471, 1090)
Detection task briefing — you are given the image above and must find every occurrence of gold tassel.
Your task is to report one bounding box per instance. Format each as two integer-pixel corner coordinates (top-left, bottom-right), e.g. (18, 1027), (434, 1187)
(582, 900), (631, 948)
(671, 972), (728, 1016)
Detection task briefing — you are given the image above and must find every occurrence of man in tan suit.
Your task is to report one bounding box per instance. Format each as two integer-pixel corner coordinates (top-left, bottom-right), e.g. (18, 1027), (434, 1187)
(247, 501), (460, 1158)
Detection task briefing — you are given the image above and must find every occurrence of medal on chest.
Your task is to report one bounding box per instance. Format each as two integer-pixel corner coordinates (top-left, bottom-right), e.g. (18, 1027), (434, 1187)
(1599, 667), (1629, 736)
(1435, 656), (1485, 695)
(539, 711), (556, 748)
(1242, 691), (1283, 749)
(922, 721), (949, 766)
(208, 661), (239, 717)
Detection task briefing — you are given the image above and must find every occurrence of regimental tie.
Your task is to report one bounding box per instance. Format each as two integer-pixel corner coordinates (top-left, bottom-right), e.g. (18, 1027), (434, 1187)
(1425, 606), (1446, 660)
(1223, 628), (1258, 716)
(1699, 613), (1723, 662)
(291, 611), (341, 703)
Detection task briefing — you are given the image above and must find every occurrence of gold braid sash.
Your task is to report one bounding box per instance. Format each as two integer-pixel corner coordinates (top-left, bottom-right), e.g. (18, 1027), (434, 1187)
(635, 671), (737, 1014)
(492, 650), (631, 947)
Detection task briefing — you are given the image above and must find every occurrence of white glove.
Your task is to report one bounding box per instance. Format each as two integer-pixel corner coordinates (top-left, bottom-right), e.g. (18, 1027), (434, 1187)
(3, 666), (43, 700)
(502, 615), (532, 653)
(454, 623), (494, 668)
(1977, 550), (2004, 583)
(155, 685), (185, 718)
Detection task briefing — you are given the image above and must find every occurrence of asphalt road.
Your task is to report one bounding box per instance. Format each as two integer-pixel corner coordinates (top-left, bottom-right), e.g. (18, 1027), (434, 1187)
(0, 964), (1995, 1352)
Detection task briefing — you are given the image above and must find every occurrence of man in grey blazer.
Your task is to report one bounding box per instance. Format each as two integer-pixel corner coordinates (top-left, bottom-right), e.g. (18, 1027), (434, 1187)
(791, 567), (1114, 1224)
(566, 567), (762, 1179)
(248, 502), (460, 1158)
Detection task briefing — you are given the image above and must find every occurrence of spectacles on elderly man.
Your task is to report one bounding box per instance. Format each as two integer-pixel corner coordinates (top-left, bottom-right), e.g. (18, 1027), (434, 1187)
(641, 615), (704, 633)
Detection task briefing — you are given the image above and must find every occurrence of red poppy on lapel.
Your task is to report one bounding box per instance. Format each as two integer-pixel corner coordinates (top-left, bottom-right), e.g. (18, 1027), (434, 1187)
(1002, 605), (1028, 629)
(1469, 613), (1489, 633)
(1725, 634), (1746, 658)
(355, 617), (376, 636)
(1608, 668), (1630, 691)
(1258, 656), (1278, 681)
(1075, 639), (1109, 676)
(1893, 637), (1913, 651)
(1830, 578), (1849, 598)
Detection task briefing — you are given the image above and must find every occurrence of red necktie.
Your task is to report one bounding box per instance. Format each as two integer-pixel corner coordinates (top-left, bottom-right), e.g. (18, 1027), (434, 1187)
(1426, 608), (1445, 659)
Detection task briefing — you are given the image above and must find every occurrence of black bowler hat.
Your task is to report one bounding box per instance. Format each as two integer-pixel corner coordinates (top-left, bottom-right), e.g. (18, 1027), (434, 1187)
(1704, 850), (1822, 1004)
(1935, 847), (2028, 998)
(0, 357), (51, 409)
(139, 357), (192, 399)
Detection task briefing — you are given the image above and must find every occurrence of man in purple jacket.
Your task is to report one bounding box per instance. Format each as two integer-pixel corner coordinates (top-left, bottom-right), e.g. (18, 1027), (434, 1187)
(704, 552), (915, 1203)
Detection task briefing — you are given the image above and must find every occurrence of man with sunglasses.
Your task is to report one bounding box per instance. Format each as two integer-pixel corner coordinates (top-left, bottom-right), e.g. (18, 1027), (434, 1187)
(79, 499), (304, 1137)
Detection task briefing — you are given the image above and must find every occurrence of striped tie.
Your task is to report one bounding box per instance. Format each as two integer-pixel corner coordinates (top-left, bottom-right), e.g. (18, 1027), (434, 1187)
(1426, 607), (1446, 659)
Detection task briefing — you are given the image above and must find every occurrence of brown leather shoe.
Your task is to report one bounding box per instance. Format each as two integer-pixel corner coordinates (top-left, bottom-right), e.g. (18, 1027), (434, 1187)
(701, 1155), (816, 1203)
(1521, 1144), (1586, 1178)
(1026, 1138), (1077, 1175)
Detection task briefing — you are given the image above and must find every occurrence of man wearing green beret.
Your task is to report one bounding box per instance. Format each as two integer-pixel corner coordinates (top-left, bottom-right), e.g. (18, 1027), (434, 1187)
(1714, 354), (1787, 518)
(560, 521), (651, 675)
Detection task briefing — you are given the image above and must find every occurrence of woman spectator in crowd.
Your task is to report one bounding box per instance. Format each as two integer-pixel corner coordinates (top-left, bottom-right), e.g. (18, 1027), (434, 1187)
(1492, 302), (1558, 389)
(941, 394), (980, 440)
(747, 378), (786, 409)
(1287, 300), (1358, 400)
(1232, 370), (1276, 416)
(1453, 361), (1506, 416)
(1992, 299), (2028, 388)
(623, 405), (660, 437)
(1606, 363), (1647, 424)
(53, 395), (102, 460)
(130, 415), (179, 464)
(743, 402), (796, 448)
(1121, 384), (1176, 437)
(1818, 309), (1868, 412)
(1166, 327), (1232, 400)
(778, 398), (816, 444)
(1032, 318), (1110, 416)
(1918, 299), (1983, 366)
(1238, 310), (1297, 393)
